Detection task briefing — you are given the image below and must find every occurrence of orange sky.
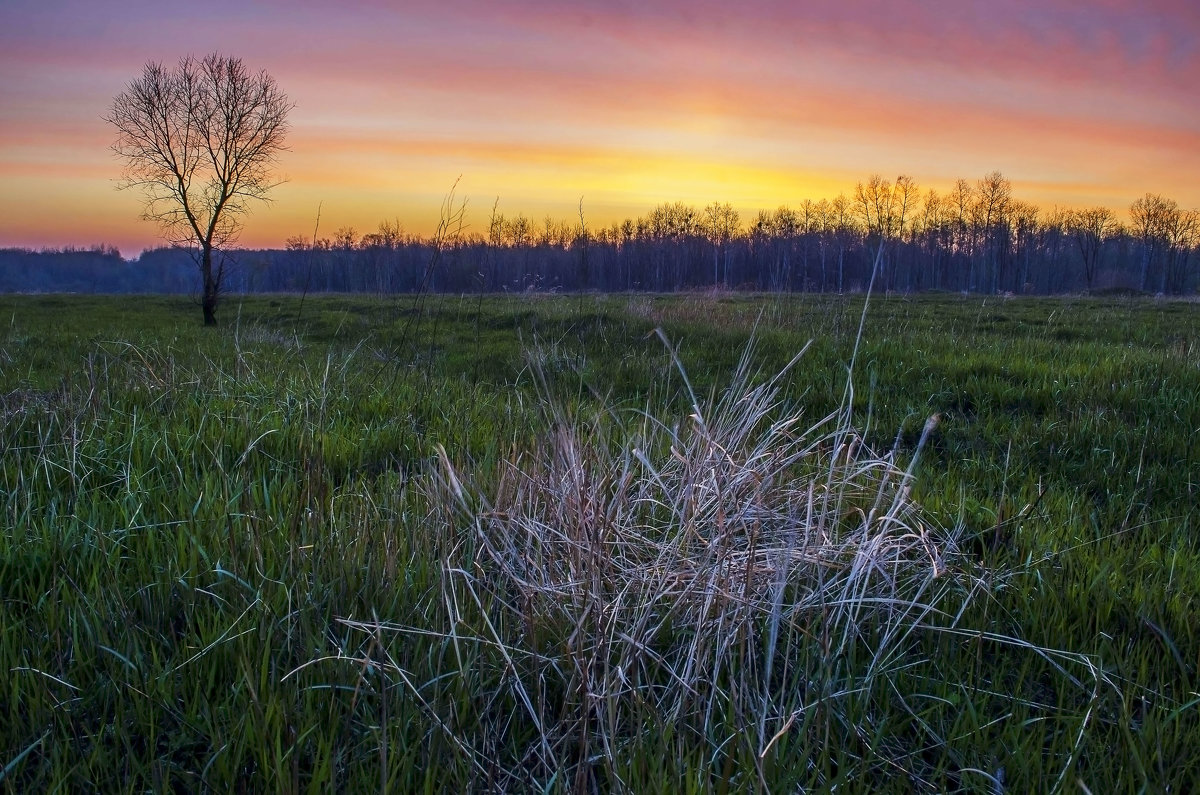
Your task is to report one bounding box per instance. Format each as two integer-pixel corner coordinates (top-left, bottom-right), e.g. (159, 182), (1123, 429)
(1, 0), (1198, 256)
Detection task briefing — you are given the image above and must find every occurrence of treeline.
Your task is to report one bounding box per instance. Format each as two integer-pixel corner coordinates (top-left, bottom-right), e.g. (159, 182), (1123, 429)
(5, 173), (1198, 295)
(0, 246), (194, 293)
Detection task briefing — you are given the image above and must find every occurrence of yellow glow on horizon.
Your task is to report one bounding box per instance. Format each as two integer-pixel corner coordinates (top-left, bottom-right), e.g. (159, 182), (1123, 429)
(2, 100), (1197, 256)
(264, 148), (866, 245)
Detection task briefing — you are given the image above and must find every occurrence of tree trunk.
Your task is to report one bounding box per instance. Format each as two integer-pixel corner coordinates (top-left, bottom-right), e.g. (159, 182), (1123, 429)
(201, 243), (218, 326)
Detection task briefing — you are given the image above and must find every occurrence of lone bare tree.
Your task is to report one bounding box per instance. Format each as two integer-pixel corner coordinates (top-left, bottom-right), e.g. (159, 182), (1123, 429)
(107, 53), (291, 325)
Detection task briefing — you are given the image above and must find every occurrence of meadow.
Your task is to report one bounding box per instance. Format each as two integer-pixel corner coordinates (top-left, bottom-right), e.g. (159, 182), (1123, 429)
(1, 291), (1197, 792)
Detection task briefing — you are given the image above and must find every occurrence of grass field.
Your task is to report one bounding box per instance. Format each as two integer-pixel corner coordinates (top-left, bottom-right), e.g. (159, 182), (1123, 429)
(1, 292), (1198, 792)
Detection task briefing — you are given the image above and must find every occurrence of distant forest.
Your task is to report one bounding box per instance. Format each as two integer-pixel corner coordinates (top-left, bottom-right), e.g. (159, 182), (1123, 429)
(4, 174), (1198, 295)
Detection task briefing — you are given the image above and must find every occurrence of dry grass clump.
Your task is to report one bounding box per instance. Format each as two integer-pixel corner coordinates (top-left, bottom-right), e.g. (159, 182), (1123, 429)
(427, 331), (976, 788)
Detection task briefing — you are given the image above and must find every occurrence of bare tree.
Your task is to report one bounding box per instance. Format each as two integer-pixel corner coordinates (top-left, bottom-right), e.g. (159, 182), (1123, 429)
(107, 53), (292, 325)
(1068, 207), (1115, 290)
(703, 201), (740, 286)
(854, 175), (896, 241)
(891, 175), (919, 289)
(830, 193), (852, 291)
(1130, 193), (1175, 292)
(1040, 207), (1072, 293)
(1010, 200), (1040, 292)
(333, 226), (359, 250)
(1130, 193), (1200, 293)
(854, 175), (917, 289)
(947, 179), (975, 288)
(974, 171), (1012, 293)
(1164, 208), (1199, 293)
(505, 214), (532, 248)
(892, 175), (919, 239)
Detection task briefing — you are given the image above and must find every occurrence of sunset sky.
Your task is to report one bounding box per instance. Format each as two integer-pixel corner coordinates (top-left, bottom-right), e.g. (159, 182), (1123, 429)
(1, 0), (1198, 257)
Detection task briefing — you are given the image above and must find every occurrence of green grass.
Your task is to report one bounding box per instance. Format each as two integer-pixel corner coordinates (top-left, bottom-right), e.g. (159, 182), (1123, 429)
(1, 292), (1198, 791)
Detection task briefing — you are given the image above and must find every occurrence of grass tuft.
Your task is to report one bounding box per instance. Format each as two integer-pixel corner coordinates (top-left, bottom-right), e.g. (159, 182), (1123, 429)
(403, 331), (1083, 790)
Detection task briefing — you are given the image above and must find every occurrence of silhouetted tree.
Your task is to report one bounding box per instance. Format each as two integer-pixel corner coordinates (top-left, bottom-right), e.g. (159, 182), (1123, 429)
(1131, 196), (1200, 293)
(948, 179), (976, 289)
(916, 189), (952, 290)
(855, 175), (897, 242)
(1039, 208), (1072, 293)
(1163, 208), (1199, 293)
(703, 201), (740, 286)
(1130, 193), (1175, 292)
(1069, 207), (1115, 290)
(1010, 200), (1040, 292)
(855, 175), (917, 289)
(107, 53), (291, 325)
(830, 193), (853, 291)
(974, 171), (1012, 293)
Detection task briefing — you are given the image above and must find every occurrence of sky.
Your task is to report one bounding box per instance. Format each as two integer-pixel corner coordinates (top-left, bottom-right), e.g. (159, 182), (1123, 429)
(1, 0), (1198, 257)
